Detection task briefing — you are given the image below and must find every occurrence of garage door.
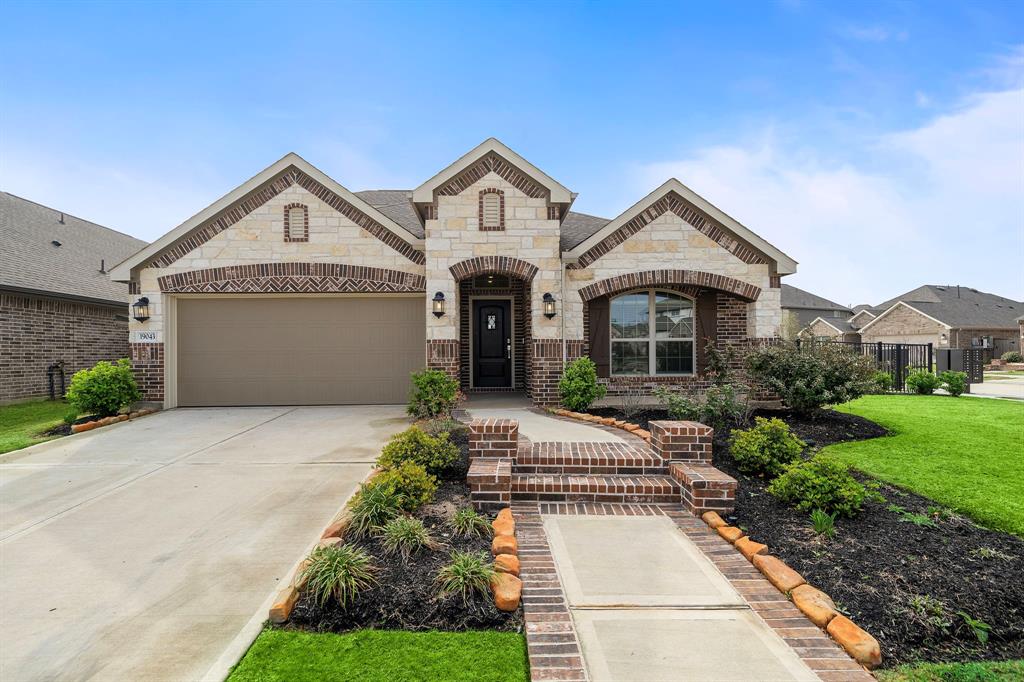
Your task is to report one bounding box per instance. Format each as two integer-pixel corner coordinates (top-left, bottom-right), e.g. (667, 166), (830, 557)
(176, 297), (425, 406)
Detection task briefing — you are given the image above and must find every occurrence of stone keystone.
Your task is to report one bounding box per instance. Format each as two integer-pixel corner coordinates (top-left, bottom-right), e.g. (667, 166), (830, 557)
(701, 511), (727, 529)
(791, 584), (838, 628)
(717, 526), (744, 543)
(490, 572), (522, 612)
(734, 536), (768, 560)
(752, 554), (806, 593)
(827, 615), (882, 669)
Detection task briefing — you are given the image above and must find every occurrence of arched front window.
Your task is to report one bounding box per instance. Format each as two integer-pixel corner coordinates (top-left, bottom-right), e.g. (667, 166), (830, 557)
(610, 290), (694, 375)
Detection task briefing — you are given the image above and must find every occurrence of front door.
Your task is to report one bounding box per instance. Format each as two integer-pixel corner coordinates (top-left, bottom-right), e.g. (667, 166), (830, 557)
(473, 300), (512, 388)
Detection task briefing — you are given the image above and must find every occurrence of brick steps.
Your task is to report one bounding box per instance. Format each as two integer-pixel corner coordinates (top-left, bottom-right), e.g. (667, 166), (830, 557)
(515, 441), (668, 475)
(511, 473), (681, 503)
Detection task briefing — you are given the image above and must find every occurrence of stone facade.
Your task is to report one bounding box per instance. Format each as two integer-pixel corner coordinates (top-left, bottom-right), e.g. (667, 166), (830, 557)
(0, 292), (129, 404)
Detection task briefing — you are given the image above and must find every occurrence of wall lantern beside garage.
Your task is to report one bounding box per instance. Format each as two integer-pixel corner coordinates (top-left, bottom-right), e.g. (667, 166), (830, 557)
(543, 292), (557, 319)
(132, 297), (151, 323)
(432, 292), (446, 318)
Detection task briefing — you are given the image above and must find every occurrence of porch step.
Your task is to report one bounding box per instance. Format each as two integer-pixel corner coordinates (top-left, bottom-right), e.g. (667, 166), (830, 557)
(515, 441), (668, 475)
(511, 473), (681, 503)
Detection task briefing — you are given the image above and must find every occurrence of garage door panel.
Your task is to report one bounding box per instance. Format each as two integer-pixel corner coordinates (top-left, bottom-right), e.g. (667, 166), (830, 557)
(176, 297), (425, 406)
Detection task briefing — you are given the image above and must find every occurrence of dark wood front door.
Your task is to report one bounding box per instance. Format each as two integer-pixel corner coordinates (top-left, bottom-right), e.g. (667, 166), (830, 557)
(473, 300), (512, 388)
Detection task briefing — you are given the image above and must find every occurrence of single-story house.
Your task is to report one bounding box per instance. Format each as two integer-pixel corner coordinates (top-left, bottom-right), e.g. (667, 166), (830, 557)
(857, 285), (1022, 355)
(800, 317), (861, 343)
(780, 284), (852, 340)
(109, 138), (796, 408)
(0, 192), (147, 404)
(1018, 315), (1024, 352)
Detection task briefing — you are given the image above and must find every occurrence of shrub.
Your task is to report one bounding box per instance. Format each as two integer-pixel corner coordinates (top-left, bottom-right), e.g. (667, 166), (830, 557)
(767, 454), (875, 517)
(746, 343), (875, 415)
(435, 551), (495, 603)
(729, 417), (805, 478)
(450, 507), (492, 538)
(1001, 351), (1023, 363)
(381, 516), (438, 558)
(558, 357), (606, 411)
(655, 386), (701, 421)
(300, 544), (378, 607)
(421, 417), (468, 439)
(378, 426), (459, 476)
(938, 371), (967, 398)
(905, 369), (942, 395)
(870, 371), (893, 393)
(372, 461), (437, 512)
(810, 509), (837, 538)
(408, 369), (460, 419)
(348, 481), (403, 536)
(65, 358), (141, 417)
(655, 382), (751, 430)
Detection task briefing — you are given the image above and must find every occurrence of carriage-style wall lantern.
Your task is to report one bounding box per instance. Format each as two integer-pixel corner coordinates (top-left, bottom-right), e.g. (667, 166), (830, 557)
(543, 292), (557, 319)
(131, 297), (151, 323)
(432, 292), (446, 318)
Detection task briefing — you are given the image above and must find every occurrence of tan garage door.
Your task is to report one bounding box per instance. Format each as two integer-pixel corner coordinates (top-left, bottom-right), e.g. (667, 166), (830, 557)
(176, 297), (425, 406)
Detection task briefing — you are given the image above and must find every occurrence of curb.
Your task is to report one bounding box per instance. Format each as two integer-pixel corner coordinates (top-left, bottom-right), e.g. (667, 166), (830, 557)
(700, 511), (882, 670)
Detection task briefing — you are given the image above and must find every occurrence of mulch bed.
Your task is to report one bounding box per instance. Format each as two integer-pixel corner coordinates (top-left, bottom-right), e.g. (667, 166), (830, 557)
(591, 405), (1024, 666)
(291, 432), (522, 634)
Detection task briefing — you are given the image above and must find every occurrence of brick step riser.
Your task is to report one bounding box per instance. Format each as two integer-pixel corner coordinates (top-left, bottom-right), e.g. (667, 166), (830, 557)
(514, 464), (670, 476)
(512, 492), (682, 504)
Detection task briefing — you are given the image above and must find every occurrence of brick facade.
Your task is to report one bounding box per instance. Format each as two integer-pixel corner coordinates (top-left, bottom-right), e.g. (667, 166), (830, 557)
(468, 418), (519, 459)
(425, 339), (460, 380)
(649, 420), (714, 462)
(528, 339), (585, 405)
(129, 342), (164, 402)
(1, 293), (131, 404)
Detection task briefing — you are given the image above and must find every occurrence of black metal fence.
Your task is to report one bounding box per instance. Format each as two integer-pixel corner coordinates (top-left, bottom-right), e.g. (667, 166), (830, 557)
(796, 340), (934, 393)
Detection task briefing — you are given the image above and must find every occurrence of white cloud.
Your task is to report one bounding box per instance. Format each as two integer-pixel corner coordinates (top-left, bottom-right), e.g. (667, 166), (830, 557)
(840, 24), (909, 43)
(634, 88), (1024, 306)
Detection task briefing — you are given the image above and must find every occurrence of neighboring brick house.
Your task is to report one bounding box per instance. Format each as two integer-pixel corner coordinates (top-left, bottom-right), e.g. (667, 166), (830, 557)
(780, 284), (852, 340)
(108, 139), (797, 408)
(1019, 315), (1024, 352)
(800, 317), (861, 343)
(857, 285), (1023, 356)
(0, 193), (147, 404)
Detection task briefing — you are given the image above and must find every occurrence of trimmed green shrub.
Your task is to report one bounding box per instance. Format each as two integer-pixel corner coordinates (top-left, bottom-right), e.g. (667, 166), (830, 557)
(421, 417), (469, 439)
(378, 426), (459, 476)
(729, 417), (805, 478)
(381, 516), (438, 558)
(870, 371), (893, 393)
(655, 382), (751, 429)
(371, 461), (437, 512)
(558, 357), (606, 411)
(65, 358), (140, 417)
(348, 482), (403, 537)
(655, 387), (701, 421)
(408, 369), (460, 419)
(905, 369), (942, 395)
(767, 454), (875, 517)
(1001, 351), (1023, 363)
(435, 551), (495, 603)
(300, 544), (378, 607)
(938, 371), (967, 398)
(450, 507), (492, 538)
(746, 343), (876, 415)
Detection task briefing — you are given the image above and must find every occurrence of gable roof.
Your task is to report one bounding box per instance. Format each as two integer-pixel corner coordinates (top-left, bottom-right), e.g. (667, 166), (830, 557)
(804, 316), (858, 334)
(870, 285), (1023, 329)
(109, 153), (423, 281)
(780, 284), (851, 313)
(0, 192), (147, 305)
(564, 178), (797, 275)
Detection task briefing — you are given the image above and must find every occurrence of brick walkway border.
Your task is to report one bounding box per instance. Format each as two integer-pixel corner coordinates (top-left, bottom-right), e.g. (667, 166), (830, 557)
(513, 501), (874, 682)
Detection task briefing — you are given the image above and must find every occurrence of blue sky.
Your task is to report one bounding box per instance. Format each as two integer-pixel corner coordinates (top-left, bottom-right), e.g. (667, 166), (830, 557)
(1, 0), (1022, 306)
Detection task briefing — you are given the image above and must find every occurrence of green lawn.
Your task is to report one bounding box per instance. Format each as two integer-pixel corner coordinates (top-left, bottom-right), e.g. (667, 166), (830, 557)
(827, 395), (1024, 535)
(0, 400), (69, 455)
(877, 660), (1024, 681)
(228, 629), (529, 682)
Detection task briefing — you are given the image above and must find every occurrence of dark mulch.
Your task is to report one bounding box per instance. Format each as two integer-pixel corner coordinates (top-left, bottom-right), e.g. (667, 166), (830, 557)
(41, 413), (104, 437)
(291, 432), (521, 633)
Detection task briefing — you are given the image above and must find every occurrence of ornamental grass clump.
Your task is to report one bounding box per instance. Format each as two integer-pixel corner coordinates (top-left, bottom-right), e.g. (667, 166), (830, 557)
(381, 516), (439, 559)
(450, 507), (492, 538)
(301, 544), (378, 607)
(378, 426), (459, 476)
(729, 416), (805, 478)
(372, 461), (437, 513)
(348, 481), (403, 537)
(435, 551), (495, 603)
(767, 454), (878, 517)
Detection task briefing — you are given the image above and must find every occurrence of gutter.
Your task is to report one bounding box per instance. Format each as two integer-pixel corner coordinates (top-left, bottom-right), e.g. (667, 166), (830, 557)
(0, 285), (128, 309)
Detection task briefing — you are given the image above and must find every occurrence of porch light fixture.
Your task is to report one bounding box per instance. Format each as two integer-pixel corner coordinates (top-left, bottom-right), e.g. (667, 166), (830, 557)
(432, 292), (446, 318)
(543, 292), (557, 319)
(132, 297), (151, 323)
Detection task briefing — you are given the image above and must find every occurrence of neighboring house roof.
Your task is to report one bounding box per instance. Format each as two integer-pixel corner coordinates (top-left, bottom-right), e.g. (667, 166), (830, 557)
(780, 284), (851, 313)
(851, 303), (874, 313)
(868, 285), (1023, 330)
(0, 192), (147, 305)
(804, 316), (859, 334)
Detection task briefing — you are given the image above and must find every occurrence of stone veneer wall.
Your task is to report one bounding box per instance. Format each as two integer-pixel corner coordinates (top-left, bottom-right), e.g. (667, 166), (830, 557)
(0, 292), (130, 404)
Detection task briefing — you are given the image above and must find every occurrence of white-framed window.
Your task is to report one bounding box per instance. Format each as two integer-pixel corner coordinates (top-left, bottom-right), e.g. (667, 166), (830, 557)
(610, 290), (695, 376)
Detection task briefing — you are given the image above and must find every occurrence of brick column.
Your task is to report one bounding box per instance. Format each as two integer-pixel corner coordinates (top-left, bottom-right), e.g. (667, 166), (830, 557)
(670, 462), (737, 514)
(649, 420), (713, 462)
(468, 418), (518, 459)
(426, 339), (459, 380)
(467, 457), (512, 512)
(130, 342), (164, 402)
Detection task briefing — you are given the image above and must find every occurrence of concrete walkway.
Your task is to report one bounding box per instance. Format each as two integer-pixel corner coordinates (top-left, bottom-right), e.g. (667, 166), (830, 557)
(466, 393), (624, 443)
(544, 515), (818, 681)
(0, 406), (408, 682)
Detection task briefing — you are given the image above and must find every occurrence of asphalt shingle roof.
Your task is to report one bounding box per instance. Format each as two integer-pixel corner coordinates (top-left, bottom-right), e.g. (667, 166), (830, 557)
(0, 192), (147, 304)
(872, 285), (1023, 329)
(780, 284), (851, 313)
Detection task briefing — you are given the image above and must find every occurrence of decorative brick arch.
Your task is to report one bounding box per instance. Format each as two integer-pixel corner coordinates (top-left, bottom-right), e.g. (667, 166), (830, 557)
(158, 263), (426, 294)
(448, 256), (539, 282)
(577, 270), (761, 302)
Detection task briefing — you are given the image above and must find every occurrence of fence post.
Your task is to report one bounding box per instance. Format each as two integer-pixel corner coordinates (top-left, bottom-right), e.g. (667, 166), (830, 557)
(927, 343), (933, 373)
(895, 343), (905, 392)
(876, 342), (883, 366)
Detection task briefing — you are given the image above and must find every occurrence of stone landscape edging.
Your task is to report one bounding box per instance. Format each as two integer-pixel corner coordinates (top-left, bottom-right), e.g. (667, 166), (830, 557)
(550, 408), (652, 442)
(490, 507), (523, 611)
(69, 407), (159, 434)
(701, 510), (883, 670)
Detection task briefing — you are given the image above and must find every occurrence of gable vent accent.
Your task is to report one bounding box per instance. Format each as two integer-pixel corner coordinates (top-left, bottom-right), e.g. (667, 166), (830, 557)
(284, 203), (309, 242)
(478, 189), (505, 231)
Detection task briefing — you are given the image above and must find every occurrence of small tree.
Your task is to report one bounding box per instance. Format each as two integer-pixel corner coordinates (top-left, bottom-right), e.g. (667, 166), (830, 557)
(558, 357), (606, 411)
(65, 359), (140, 417)
(408, 369), (460, 419)
(746, 342), (875, 415)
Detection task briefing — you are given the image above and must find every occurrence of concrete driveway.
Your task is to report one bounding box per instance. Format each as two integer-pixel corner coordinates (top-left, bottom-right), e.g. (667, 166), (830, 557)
(0, 406), (409, 682)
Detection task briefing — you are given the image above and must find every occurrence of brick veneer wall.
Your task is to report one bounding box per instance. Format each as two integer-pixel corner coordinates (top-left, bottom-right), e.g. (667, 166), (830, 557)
(649, 420), (713, 462)
(468, 418), (519, 459)
(129, 342), (164, 402)
(0, 292), (130, 404)
(426, 339), (460, 380)
(528, 338), (584, 405)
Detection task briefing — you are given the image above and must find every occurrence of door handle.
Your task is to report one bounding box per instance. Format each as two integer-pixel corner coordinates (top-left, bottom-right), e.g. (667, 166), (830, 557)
(506, 339), (511, 359)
